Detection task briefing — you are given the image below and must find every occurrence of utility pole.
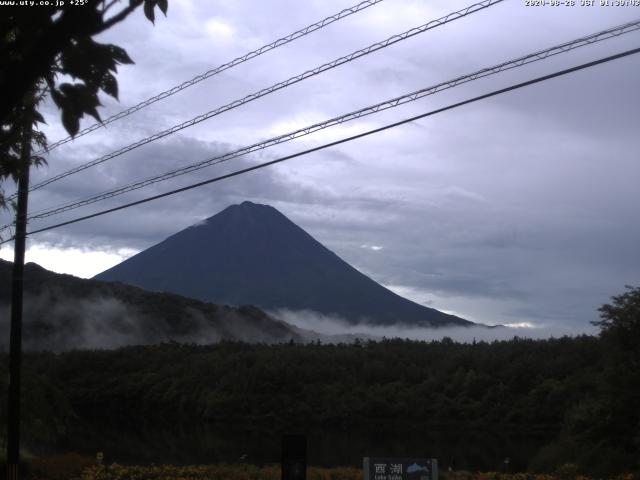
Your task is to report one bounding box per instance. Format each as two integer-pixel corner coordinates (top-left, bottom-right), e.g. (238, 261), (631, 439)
(6, 106), (32, 480)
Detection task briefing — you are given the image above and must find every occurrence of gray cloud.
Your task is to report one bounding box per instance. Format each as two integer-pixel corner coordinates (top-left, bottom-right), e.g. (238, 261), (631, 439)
(1, 0), (638, 332)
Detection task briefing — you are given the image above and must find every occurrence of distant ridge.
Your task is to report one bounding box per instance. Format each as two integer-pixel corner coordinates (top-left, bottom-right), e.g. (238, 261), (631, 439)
(0, 259), (301, 351)
(96, 201), (474, 327)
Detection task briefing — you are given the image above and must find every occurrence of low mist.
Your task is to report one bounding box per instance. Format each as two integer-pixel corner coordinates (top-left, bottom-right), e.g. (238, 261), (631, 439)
(0, 290), (299, 352)
(0, 291), (595, 352)
(271, 309), (595, 343)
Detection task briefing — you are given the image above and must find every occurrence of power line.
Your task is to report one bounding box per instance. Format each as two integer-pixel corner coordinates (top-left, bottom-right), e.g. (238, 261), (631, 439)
(20, 19), (640, 223)
(36, 0), (387, 155)
(2, 45), (636, 245)
(19, 0), (503, 197)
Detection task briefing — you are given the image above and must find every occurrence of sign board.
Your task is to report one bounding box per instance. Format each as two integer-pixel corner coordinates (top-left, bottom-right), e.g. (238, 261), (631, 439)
(363, 458), (437, 480)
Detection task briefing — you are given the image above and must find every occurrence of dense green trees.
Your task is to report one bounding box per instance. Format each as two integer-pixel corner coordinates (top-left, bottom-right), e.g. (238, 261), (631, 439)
(0, 336), (615, 472)
(526, 287), (640, 475)
(1, 288), (638, 474)
(594, 285), (640, 347)
(581, 286), (640, 474)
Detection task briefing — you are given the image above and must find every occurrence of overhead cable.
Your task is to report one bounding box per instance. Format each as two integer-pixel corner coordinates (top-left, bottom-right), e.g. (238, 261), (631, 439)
(20, 0), (503, 196)
(1, 45), (635, 245)
(22, 19), (640, 222)
(36, 0), (387, 155)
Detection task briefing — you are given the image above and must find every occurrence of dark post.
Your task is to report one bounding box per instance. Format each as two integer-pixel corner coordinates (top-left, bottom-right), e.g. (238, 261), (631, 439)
(281, 434), (306, 480)
(6, 110), (32, 480)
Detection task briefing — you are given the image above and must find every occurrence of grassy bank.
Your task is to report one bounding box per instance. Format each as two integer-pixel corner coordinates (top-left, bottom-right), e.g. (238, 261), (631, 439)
(17, 455), (637, 480)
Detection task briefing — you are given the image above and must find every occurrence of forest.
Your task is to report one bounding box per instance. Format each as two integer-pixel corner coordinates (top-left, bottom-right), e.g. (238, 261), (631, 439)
(0, 287), (638, 477)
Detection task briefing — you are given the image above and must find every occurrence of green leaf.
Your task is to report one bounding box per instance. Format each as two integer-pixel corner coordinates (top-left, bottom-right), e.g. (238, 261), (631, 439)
(61, 109), (80, 137)
(61, 39), (119, 87)
(31, 155), (48, 168)
(101, 73), (118, 99)
(109, 45), (134, 65)
(157, 0), (168, 15)
(32, 130), (47, 150)
(85, 103), (102, 123)
(56, 83), (104, 132)
(143, 0), (155, 24)
(50, 88), (64, 109)
(32, 111), (46, 125)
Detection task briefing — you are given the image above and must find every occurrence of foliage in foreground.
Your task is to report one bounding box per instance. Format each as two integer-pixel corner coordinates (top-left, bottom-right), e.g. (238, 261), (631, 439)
(29, 460), (635, 480)
(29, 460), (361, 480)
(1, 287), (637, 476)
(0, 334), (635, 475)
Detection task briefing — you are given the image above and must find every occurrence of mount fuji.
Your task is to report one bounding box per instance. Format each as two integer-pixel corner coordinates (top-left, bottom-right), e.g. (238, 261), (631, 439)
(95, 201), (474, 327)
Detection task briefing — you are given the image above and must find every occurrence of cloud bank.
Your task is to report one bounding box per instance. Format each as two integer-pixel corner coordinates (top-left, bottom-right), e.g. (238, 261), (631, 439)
(273, 309), (597, 344)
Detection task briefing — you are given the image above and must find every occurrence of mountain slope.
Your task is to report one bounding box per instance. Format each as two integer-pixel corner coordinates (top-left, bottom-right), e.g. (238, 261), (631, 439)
(0, 259), (301, 351)
(96, 201), (473, 327)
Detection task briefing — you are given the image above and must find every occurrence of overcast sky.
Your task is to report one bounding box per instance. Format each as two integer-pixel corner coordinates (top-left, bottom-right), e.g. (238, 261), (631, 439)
(1, 0), (639, 333)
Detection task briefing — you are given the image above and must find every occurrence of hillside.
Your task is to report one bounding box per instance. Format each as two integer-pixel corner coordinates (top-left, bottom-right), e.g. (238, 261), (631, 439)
(0, 259), (301, 351)
(96, 201), (473, 327)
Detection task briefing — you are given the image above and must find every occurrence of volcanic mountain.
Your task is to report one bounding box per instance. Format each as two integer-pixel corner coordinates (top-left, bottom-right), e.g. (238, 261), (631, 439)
(96, 201), (473, 327)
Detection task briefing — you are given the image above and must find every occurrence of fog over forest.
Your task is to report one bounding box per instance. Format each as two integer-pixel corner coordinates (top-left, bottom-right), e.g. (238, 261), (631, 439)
(273, 309), (595, 343)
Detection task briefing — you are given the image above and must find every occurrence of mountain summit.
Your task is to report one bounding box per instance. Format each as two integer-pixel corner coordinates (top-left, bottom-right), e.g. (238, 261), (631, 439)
(96, 201), (473, 327)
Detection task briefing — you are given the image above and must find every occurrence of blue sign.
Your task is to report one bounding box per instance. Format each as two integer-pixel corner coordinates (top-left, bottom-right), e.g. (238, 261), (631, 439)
(363, 458), (437, 480)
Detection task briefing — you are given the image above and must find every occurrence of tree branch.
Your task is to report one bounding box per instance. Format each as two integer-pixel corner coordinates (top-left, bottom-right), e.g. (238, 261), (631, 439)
(102, 0), (122, 15)
(98, 0), (143, 33)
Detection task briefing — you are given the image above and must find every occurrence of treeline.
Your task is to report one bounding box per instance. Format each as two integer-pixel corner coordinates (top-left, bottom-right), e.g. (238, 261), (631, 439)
(1, 332), (638, 475)
(37, 337), (601, 428)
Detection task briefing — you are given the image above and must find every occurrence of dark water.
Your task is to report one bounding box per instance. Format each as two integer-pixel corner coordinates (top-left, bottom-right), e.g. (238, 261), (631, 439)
(51, 422), (555, 472)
